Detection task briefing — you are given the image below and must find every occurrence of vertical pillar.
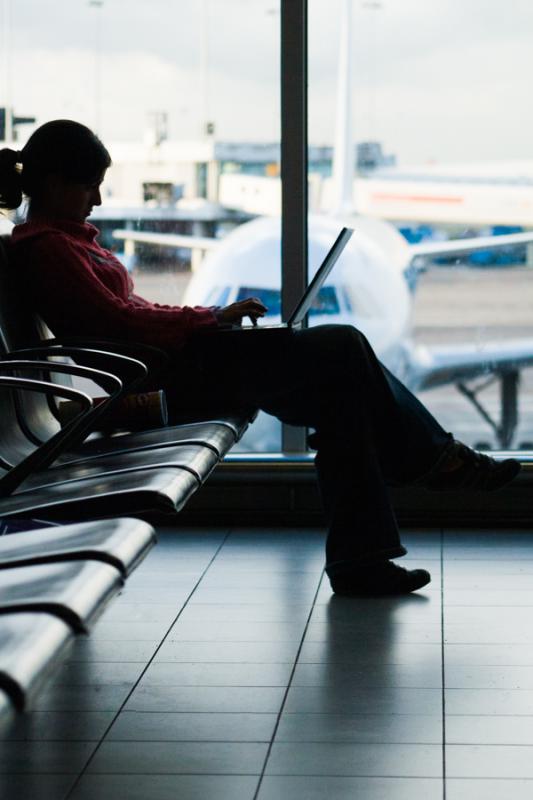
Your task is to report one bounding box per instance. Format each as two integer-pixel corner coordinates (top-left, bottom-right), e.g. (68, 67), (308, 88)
(280, 0), (308, 453)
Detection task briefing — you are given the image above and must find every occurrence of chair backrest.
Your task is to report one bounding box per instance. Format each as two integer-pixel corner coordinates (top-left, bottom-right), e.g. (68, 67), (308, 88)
(0, 235), (64, 459)
(0, 236), (51, 353)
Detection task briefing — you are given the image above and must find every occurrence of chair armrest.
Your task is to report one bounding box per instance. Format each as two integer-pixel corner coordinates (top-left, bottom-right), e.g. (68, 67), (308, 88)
(0, 375), (95, 497)
(39, 337), (170, 380)
(2, 352), (142, 445)
(0, 360), (121, 396)
(6, 347), (147, 392)
(0, 360), (123, 459)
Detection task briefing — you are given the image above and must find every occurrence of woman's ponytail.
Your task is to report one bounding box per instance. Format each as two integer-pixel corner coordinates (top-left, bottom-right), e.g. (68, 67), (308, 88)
(0, 147), (24, 210)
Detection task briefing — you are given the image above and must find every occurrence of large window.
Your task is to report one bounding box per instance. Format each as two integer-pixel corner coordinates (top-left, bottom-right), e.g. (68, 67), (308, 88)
(5, 1), (533, 455)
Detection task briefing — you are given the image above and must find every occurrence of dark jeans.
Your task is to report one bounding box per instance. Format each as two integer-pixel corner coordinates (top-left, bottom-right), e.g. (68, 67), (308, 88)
(158, 325), (452, 579)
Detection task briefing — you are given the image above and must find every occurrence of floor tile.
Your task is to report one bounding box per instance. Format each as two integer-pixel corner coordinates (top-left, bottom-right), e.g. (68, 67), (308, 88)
(32, 684), (133, 713)
(178, 603), (312, 623)
(446, 665), (533, 689)
(70, 774), (259, 800)
(444, 560), (533, 575)
(199, 573), (320, 590)
(298, 641), (442, 666)
(444, 607), (533, 625)
(98, 603), (180, 623)
(65, 639), (158, 663)
(0, 740), (95, 773)
(447, 715), (533, 745)
(154, 640), (300, 663)
(310, 595), (441, 623)
(51, 662), (145, 686)
(167, 620), (306, 642)
(445, 689), (533, 715)
(275, 713), (442, 744)
(88, 740), (268, 774)
(107, 711), (277, 742)
(446, 778), (533, 800)
(3, 711), (114, 742)
(189, 587), (318, 604)
(257, 776), (443, 800)
(125, 685), (285, 713)
(444, 574), (533, 589)
(0, 774), (75, 800)
(89, 621), (172, 641)
(445, 644), (533, 666)
(305, 621), (442, 644)
(444, 624), (533, 645)
(140, 661), (292, 687)
(446, 744), (533, 778)
(292, 661), (442, 689)
(265, 742), (442, 777)
(444, 590), (533, 606)
(284, 686), (442, 715)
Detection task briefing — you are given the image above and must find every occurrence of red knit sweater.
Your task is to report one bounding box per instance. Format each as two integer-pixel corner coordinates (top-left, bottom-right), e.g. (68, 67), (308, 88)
(11, 218), (218, 353)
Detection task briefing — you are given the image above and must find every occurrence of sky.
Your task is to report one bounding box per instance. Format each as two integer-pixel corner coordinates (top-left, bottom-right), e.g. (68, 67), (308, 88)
(2, 0), (533, 165)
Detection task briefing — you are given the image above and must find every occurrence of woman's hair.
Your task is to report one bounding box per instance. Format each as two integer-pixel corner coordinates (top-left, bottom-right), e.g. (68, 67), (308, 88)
(0, 119), (111, 211)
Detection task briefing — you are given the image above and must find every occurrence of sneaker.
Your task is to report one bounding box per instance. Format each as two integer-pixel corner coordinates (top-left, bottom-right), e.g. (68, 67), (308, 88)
(423, 441), (521, 491)
(330, 560), (431, 596)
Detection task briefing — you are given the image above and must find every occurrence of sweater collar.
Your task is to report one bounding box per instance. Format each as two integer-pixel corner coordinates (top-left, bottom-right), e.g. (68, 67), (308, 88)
(12, 216), (99, 244)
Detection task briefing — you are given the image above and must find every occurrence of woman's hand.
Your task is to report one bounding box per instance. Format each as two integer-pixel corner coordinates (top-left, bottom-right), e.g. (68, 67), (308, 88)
(217, 297), (268, 327)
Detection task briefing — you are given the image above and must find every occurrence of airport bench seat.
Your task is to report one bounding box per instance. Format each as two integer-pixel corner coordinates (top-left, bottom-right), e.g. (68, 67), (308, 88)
(0, 517), (156, 577)
(65, 417), (247, 463)
(0, 516), (156, 715)
(0, 467), (199, 522)
(38, 443), (220, 488)
(0, 612), (73, 711)
(0, 560), (123, 632)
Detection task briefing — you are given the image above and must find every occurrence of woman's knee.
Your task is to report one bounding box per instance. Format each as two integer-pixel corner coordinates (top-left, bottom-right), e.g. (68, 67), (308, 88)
(324, 324), (370, 358)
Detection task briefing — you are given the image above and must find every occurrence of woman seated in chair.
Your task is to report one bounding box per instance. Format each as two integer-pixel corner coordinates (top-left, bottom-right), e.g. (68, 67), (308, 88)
(0, 120), (521, 597)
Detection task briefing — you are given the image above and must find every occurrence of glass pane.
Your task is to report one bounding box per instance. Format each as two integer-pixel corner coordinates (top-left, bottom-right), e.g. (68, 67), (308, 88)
(309, 0), (533, 451)
(4, 0), (281, 451)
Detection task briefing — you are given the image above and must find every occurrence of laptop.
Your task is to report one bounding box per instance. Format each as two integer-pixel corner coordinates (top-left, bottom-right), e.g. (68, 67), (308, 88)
(218, 226), (354, 335)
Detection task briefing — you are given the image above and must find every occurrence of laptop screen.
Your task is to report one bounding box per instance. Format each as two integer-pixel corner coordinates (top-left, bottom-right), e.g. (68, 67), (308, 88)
(288, 227), (354, 326)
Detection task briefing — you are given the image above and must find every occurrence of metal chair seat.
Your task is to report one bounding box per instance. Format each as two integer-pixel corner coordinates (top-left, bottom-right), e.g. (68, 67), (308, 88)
(0, 560), (122, 632)
(65, 421), (238, 462)
(0, 612), (73, 710)
(0, 518), (156, 577)
(0, 468), (199, 522)
(32, 443), (219, 488)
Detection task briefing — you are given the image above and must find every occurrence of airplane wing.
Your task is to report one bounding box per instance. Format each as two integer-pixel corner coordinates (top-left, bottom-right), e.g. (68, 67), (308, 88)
(112, 229), (219, 251)
(113, 226), (533, 263)
(407, 339), (533, 391)
(408, 231), (533, 265)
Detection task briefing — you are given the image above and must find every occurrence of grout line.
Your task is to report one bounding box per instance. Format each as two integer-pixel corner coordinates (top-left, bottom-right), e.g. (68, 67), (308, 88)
(441, 527), (447, 800)
(252, 569), (325, 800)
(63, 527), (234, 799)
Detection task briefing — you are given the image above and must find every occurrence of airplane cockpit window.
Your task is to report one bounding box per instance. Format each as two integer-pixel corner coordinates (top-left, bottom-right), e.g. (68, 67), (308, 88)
(235, 288), (282, 317)
(203, 286), (231, 308)
(235, 287), (340, 317)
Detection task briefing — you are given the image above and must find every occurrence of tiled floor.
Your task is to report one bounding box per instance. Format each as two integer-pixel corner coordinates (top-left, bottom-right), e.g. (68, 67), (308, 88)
(2, 526), (533, 799)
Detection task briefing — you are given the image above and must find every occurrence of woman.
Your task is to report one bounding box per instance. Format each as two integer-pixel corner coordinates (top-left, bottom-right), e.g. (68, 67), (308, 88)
(0, 120), (521, 596)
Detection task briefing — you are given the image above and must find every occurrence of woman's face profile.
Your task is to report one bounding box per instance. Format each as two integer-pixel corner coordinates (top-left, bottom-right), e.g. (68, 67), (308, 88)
(44, 170), (106, 223)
